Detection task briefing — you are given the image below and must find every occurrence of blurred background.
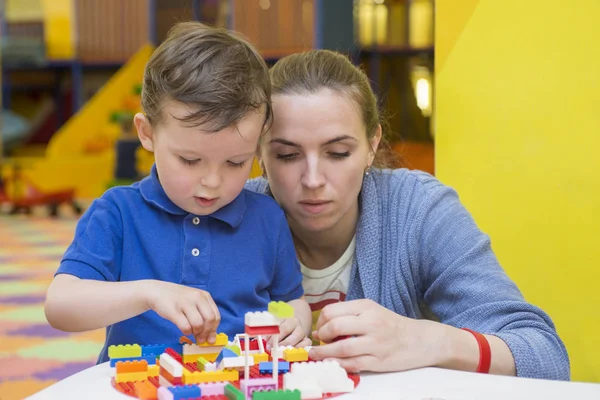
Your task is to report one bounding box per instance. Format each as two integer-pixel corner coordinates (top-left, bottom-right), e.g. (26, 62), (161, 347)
(0, 0), (435, 209)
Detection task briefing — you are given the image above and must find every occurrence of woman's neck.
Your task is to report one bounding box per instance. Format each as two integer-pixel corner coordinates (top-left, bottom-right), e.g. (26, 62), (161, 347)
(290, 202), (359, 270)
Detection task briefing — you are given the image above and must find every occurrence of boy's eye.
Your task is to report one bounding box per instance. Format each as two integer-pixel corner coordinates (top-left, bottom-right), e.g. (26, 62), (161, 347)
(179, 156), (200, 166)
(227, 160), (246, 168)
(276, 153), (298, 162)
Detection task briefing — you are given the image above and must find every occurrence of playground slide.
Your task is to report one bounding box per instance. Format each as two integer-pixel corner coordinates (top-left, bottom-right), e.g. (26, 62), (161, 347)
(2, 45), (154, 199)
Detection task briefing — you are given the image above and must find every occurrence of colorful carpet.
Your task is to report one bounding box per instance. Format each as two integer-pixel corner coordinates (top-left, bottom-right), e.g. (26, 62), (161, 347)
(0, 215), (105, 400)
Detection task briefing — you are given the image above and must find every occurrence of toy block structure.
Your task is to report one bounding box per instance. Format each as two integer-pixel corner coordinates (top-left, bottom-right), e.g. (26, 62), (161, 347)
(284, 361), (354, 397)
(283, 348), (309, 363)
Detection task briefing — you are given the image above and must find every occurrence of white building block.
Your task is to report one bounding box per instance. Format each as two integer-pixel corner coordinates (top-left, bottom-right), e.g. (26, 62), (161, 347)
(205, 361), (217, 372)
(198, 381), (227, 396)
(157, 386), (173, 400)
(219, 355), (253, 370)
(245, 311), (280, 327)
(288, 360), (354, 394)
(158, 375), (173, 387)
(159, 353), (183, 377)
(284, 373), (322, 399)
(183, 344), (224, 355)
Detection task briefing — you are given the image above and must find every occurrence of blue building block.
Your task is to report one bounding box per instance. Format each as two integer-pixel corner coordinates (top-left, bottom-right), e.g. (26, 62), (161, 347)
(215, 347), (239, 365)
(259, 361), (290, 374)
(110, 354), (158, 367)
(168, 384), (201, 400)
(141, 343), (180, 356)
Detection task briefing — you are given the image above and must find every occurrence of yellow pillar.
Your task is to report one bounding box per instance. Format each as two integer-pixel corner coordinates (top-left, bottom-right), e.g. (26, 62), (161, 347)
(436, 0), (600, 382)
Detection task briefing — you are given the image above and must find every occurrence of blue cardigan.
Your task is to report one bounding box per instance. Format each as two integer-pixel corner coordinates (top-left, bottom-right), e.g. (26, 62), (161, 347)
(246, 168), (569, 380)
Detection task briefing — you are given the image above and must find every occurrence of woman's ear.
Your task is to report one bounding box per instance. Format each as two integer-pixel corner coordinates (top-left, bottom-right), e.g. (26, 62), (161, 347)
(368, 124), (383, 166)
(134, 113), (155, 152)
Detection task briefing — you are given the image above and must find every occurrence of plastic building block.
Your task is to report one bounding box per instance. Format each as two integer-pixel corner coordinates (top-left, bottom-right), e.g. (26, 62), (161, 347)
(252, 389), (301, 400)
(245, 325), (280, 336)
(285, 361), (354, 394)
(115, 371), (149, 383)
(142, 344), (170, 356)
(268, 301), (294, 319)
(168, 385), (201, 399)
(245, 311), (279, 327)
(159, 367), (183, 386)
(116, 360), (149, 374)
(182, 369), (239, 385)
(109, 344), (142, 358)
(198, 382), (227, 396)
(182, 344), (224, 363)
(219, 355), (252, 370)
(148, 365), (160, 377)
(165, 348), (183, 364)
(225, 345), (241, 356)
(110, 354), (157, 367)
(159, 353), (183, 377)
(282, 348), (308, 363)
(259, 361), (290, 374)
(252, 353), (269, 363)
(216, 347), (239, 365)
(196, 333), (229, 347)
(240, 378), (277, 398)
(159, 375), (174, 388)
(224, 383), (245, 400)
(239, 337), (266, 352)
(134, 380), (158, 400)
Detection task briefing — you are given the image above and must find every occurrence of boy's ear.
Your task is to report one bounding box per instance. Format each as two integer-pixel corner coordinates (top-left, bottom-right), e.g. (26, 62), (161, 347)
(134, 113), (154, 152)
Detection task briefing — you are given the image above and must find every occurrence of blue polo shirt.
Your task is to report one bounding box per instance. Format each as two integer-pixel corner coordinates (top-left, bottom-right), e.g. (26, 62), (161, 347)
(57, 166), (303, 363)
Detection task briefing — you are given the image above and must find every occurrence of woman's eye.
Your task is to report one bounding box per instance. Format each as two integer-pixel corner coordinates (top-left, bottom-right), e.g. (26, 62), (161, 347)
(276, 153), (298, 162)
(329, 151), (351, 160)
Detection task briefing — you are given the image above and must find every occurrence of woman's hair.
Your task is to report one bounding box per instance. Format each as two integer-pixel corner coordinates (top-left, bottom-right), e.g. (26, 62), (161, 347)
(269, 49), (398, 168)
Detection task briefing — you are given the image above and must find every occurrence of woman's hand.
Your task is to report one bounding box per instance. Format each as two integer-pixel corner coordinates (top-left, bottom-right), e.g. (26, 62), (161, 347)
(309, 299), (445, 373)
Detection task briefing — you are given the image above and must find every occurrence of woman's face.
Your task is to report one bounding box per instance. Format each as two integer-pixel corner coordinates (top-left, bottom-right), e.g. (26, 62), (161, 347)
(260, 88), (380, 234)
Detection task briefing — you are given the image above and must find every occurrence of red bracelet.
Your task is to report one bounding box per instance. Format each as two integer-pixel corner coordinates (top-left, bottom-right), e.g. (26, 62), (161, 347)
(461, 328), (491, 374)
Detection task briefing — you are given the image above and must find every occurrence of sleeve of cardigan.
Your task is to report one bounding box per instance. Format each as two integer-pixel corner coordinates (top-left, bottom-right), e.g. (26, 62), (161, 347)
(411, 173), (570, 380)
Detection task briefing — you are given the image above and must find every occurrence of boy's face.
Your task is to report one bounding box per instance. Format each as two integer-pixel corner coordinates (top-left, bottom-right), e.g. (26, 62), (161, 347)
(135, 101), (263, 216)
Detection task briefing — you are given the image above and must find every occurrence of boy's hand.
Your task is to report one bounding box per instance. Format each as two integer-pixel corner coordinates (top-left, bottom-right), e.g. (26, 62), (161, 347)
(270, 316), (311, 348)
(144, 280), (221, 344)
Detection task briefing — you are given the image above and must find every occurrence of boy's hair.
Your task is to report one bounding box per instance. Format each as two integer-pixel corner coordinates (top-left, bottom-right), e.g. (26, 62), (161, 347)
(141, 21), (271, 132)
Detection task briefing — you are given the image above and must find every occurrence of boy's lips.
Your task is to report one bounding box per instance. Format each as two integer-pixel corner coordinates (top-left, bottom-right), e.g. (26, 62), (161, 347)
(195, 197), (218, 207)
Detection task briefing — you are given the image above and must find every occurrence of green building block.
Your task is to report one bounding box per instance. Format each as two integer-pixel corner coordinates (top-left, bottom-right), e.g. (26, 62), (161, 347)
(268, 301), (294, 319)
(108, 344), (141, 358)
(224, 344), (241, 356)
(252, 389), (301, 400)
(224, 383), (245, 400)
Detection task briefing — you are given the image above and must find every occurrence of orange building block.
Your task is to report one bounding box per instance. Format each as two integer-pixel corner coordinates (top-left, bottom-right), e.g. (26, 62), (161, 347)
(116, 360), (148, 374)
(134, 380), (158, 400)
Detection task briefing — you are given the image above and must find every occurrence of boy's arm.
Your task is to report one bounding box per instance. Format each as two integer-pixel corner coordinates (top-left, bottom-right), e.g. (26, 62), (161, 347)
(45, 274), (151, 332)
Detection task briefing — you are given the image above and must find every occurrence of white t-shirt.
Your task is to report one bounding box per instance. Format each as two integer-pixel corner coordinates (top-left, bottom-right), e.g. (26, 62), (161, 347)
(300, 236), (355, 334)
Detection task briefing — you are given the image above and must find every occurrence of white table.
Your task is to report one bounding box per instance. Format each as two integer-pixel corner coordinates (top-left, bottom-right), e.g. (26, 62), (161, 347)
(26, 362), (600, 400)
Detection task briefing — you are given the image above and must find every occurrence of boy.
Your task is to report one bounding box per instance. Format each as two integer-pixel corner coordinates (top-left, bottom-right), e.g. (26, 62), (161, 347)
(44, 22), (311, 363)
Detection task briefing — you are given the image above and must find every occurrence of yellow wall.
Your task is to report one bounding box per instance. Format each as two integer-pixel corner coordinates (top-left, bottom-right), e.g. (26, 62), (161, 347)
(436, 0), (600, 382)
(41, 0), (75, 59)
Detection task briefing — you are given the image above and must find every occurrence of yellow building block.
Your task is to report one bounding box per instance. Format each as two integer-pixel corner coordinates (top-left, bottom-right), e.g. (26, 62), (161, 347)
(196, 333), (229, 347)
(283, 348), (309, 362)
(148, 365), (159, 377)
(108, 344), (141, 359)
(183, 353), (219, 364)
(183, 369), (239, 385)
(252, 353), (269, 363)
(268, 301), (294, 319)
(115, 371), (148, 383)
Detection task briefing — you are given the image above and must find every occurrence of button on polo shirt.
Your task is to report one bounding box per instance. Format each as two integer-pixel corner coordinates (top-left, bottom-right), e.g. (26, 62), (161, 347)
(57, 164), (303, 364)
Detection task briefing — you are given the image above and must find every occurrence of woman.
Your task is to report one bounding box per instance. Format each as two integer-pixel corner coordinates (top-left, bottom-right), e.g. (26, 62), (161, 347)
(246, 50), (569, 380)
